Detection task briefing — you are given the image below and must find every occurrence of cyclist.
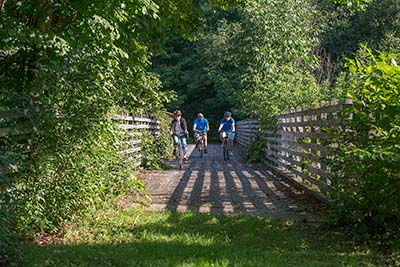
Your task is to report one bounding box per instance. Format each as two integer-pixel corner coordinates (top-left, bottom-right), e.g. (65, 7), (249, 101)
(193, 113), (210, 153)
(170, 110), (189, 160)
(218, 111), (235, 155)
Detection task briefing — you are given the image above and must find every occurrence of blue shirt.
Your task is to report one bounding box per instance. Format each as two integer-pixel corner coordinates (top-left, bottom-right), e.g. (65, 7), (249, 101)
(194, 118), (209, 132)
(220, 117), (235, 132)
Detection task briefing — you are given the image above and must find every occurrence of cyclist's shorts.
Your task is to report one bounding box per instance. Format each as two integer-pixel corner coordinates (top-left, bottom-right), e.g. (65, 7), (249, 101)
(221, 131), (235, 140)
(196, 130), (207, 136)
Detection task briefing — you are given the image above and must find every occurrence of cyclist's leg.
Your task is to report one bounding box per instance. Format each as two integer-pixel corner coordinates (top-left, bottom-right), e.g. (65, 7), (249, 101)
(181, 136), (188, 159)
(194, 131), (199, 147)
(220, 131), (226, 146)
(228, 139), (233, 152)
(203, 132), (208, 153)
(228, 132), (235, 152)
(172, 135), (179, 145)
(172, 135), (179, 155)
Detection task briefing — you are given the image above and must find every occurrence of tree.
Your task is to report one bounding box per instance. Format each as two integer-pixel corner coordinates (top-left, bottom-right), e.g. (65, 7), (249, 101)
(237, 0), (323, 125)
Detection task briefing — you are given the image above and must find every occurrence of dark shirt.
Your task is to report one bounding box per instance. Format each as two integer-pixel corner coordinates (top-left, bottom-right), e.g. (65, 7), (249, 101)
(170, 118), (188, 136)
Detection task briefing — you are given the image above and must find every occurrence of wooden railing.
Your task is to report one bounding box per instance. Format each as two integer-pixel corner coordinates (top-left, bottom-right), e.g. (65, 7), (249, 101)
(115, 113), (160, 167)
(236, 99), (353, 203)
(0, 109), (161, 173)
(0, 108), (29, 137)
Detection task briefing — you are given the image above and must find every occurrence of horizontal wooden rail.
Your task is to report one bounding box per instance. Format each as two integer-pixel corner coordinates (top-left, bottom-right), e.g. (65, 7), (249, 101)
(236, 99), (352, 203)
(1, 110), (161, 174)
(114, 112), (161, 167)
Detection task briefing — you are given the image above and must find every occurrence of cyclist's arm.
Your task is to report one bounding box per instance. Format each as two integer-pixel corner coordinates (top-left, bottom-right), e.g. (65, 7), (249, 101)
(231, 123), (235, 132)
(218, 124), (223, 132)
(206, 120), (210, 132)
(193, 123), (197, 132)
(170, 122), (174, 135)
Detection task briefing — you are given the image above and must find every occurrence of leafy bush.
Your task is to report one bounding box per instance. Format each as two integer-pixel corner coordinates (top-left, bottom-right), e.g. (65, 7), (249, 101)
(140, 112), (173, 170)
(330, 45), (400, 244)
(0, 0), (173, 237)
(0, 202), (22, 266)
(245, 133), (266, 163)
(333, 0), (372, 10)
(9, 117), (138, 234)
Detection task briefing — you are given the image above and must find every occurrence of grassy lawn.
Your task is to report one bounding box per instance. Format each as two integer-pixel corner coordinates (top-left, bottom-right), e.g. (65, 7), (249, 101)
(21, 208), (385, 267)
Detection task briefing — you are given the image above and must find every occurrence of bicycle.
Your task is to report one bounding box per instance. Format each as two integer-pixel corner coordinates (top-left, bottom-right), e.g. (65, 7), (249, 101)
(172, 134), (185, 170)
(194, 130), (205, 158)
(221, 131), (230, 161)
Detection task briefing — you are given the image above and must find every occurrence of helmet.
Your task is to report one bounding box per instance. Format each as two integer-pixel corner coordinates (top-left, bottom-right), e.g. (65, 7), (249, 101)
(174, 110), (182, 116)
(224, 111), (232, 117)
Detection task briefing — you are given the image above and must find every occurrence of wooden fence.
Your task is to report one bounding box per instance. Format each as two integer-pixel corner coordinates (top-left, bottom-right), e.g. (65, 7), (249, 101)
(0, 108), (29, 137)
(0, 109), (161, 173)
(236, 99), (353, 203)
(115, 113), (160, 167)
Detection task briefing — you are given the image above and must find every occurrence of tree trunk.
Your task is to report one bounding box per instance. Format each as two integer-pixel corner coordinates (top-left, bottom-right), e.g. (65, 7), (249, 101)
(0, 0), (6, 15)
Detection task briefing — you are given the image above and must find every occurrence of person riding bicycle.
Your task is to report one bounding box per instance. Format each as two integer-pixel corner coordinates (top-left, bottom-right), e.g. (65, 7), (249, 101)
(218, 111), (235, 155)
(193, 113), (210, 153)
(170, 110), (189, 160)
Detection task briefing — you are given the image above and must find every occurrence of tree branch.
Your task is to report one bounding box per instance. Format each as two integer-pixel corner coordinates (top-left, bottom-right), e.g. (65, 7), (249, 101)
(0, 0), (6, 15)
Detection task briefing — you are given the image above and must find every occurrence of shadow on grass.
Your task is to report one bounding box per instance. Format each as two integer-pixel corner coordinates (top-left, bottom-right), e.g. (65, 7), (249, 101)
(22, 211), (382, 267)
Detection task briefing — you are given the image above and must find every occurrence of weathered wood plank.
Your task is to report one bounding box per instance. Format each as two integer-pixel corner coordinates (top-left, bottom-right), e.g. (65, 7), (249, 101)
(236, 99), (349, 203)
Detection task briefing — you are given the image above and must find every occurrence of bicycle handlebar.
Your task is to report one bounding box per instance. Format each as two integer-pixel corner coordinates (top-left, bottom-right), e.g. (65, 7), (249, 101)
(171, 132), (188, 137)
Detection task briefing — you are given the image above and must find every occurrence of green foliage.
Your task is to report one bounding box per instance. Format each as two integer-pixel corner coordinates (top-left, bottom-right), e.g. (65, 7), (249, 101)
(320, 0), (400, 62)
(333, 0), (372, 11)
(154, 0), (400, 129)
(12, 120), (138, 234)
(0, 0), (197, 239)
(153, 22), (244, 132)
(140, 130), (162, 169)
(0, 208), (22, 266)
(233, 0), (324, 125)
(329, 45), (400, 244)
(154, 0), (327, 130)
(245, 133), (266, 163)
(0, 137), (22, 265)
(140, 112), (172, 170)
(0, 0), (255, 243)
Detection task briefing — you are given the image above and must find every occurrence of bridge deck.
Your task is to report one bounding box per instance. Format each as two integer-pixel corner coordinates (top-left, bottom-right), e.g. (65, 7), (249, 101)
(137, 143), (324, 221)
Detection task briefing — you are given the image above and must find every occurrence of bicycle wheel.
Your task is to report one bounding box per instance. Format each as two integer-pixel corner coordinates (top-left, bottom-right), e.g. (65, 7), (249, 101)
(225, 143), (229, 161)
(200, 141), (204, 158)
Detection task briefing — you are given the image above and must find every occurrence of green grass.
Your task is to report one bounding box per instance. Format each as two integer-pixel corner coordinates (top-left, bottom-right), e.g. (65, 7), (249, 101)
(21, 208), (385, 267)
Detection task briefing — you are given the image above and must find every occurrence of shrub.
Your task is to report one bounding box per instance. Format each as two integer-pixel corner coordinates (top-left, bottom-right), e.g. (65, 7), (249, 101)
(140, 111), (173, 170)
(245, 132), (266, 163)
(330, 45), (400, 244)
(9, 116), (138, 235)
(0, 200), (22, 266)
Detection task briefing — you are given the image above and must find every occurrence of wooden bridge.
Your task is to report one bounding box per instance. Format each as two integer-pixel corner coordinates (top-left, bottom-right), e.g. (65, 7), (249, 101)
(1, 100), (349, 219)
(136, 142), (324, 221)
